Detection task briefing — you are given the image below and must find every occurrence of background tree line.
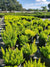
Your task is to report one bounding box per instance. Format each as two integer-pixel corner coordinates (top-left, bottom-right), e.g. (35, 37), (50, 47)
(0, 0), (23, 11)
(0, 0), (50, 11)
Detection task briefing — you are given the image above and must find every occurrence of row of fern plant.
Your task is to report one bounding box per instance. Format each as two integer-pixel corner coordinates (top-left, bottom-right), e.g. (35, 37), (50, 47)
(1, 15), (50, 67)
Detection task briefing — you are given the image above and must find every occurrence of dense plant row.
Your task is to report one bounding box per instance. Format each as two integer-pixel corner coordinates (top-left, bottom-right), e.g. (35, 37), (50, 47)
(1, 15), (50, 67)
(30, 12), (50, 18)
(3, 15), (50, 47)
(0, 12), (50, 18)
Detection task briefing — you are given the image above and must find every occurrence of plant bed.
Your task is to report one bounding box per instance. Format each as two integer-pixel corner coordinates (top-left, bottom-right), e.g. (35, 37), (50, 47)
(1, 15), (50, 67)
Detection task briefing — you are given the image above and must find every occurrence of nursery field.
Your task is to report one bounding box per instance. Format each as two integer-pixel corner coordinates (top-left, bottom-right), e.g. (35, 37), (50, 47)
(0, 15), (50, 67)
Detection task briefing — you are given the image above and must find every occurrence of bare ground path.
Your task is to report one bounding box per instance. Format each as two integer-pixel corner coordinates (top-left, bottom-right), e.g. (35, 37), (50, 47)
(0, 17), (5, 67)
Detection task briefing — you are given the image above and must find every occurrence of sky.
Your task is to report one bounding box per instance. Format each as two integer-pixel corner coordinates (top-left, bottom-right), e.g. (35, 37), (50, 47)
(17, 0), (50, 9)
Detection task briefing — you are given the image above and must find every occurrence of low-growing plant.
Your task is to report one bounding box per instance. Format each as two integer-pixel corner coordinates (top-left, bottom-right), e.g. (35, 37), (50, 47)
(44, 20), (48, 28)
(18, 35), (29, 46)
(37, 26), (43, 33)
(44, 30), (49, 36)
(40, 45), (50, 59)
(39, 32), (48, 46)
(22, 40), (37, 60)
(1, 47), (24, 66)
(24, 58), (45, 67)
(1, 23), (17, 47)
(48, 26), (50, 30)
(25, 29), (36, 37)
(16, 22), (24, 35)
(4, 65), (17, 67)
(46, 36), (50, 46)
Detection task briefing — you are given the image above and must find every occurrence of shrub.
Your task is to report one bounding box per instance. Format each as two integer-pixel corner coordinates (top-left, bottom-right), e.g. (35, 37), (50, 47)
(39, 32), (48, 46)
(1, 47), (24, 66)
(40, 45), (50, 59)
(44, 20), (48, 28)
(47, 36), (50, 46)
(44, 30), (49, 36)
(37, 26), (43, 33)
(4, 65), (17, 67)
(22, 40), (37, 59)
(1, 23), (17, 47)
(24, 58), (45, 67)
(18, 35), (29, 46)
(25, 29), (36, 37)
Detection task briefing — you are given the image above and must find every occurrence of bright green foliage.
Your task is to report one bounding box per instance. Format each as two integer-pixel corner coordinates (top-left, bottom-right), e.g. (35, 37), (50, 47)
(48, 26), (50, 29)
(40, 45), (50, 59)
(1, 47), (24, 66)
(44, 20), (48, 27)
(1, 15), (50, 67)
(44, 30), (49, 36)
(39, 32), (48, 46)
(16, 22), (25, 35)
(22, 40), (37, 56)
(18, 35), (29, 46)
(25, 29), (36, 37)
(37, 25), (43, 33)
(22, 19), (31, 27)
(47, 36), (50, 46)
(4, 66), (17, 67)
(24, 58), (45, 67)
(1, 23), (17, 47)
(3, 15), (50, 48)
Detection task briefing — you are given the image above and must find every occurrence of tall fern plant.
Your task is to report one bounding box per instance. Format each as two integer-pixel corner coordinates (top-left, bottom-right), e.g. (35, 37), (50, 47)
(1, 23), (17, 47)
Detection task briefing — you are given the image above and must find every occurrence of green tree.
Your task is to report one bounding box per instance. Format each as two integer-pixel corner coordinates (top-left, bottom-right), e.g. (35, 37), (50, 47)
(0, 0), (23, 11)
(48, 3), (50, 10)
(8, 0), (16, 11)
(16, 4), (22, 11)
(0, 0), (5, 10)
(27, 9), (34, 11)
(41, 6), (47, 11)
